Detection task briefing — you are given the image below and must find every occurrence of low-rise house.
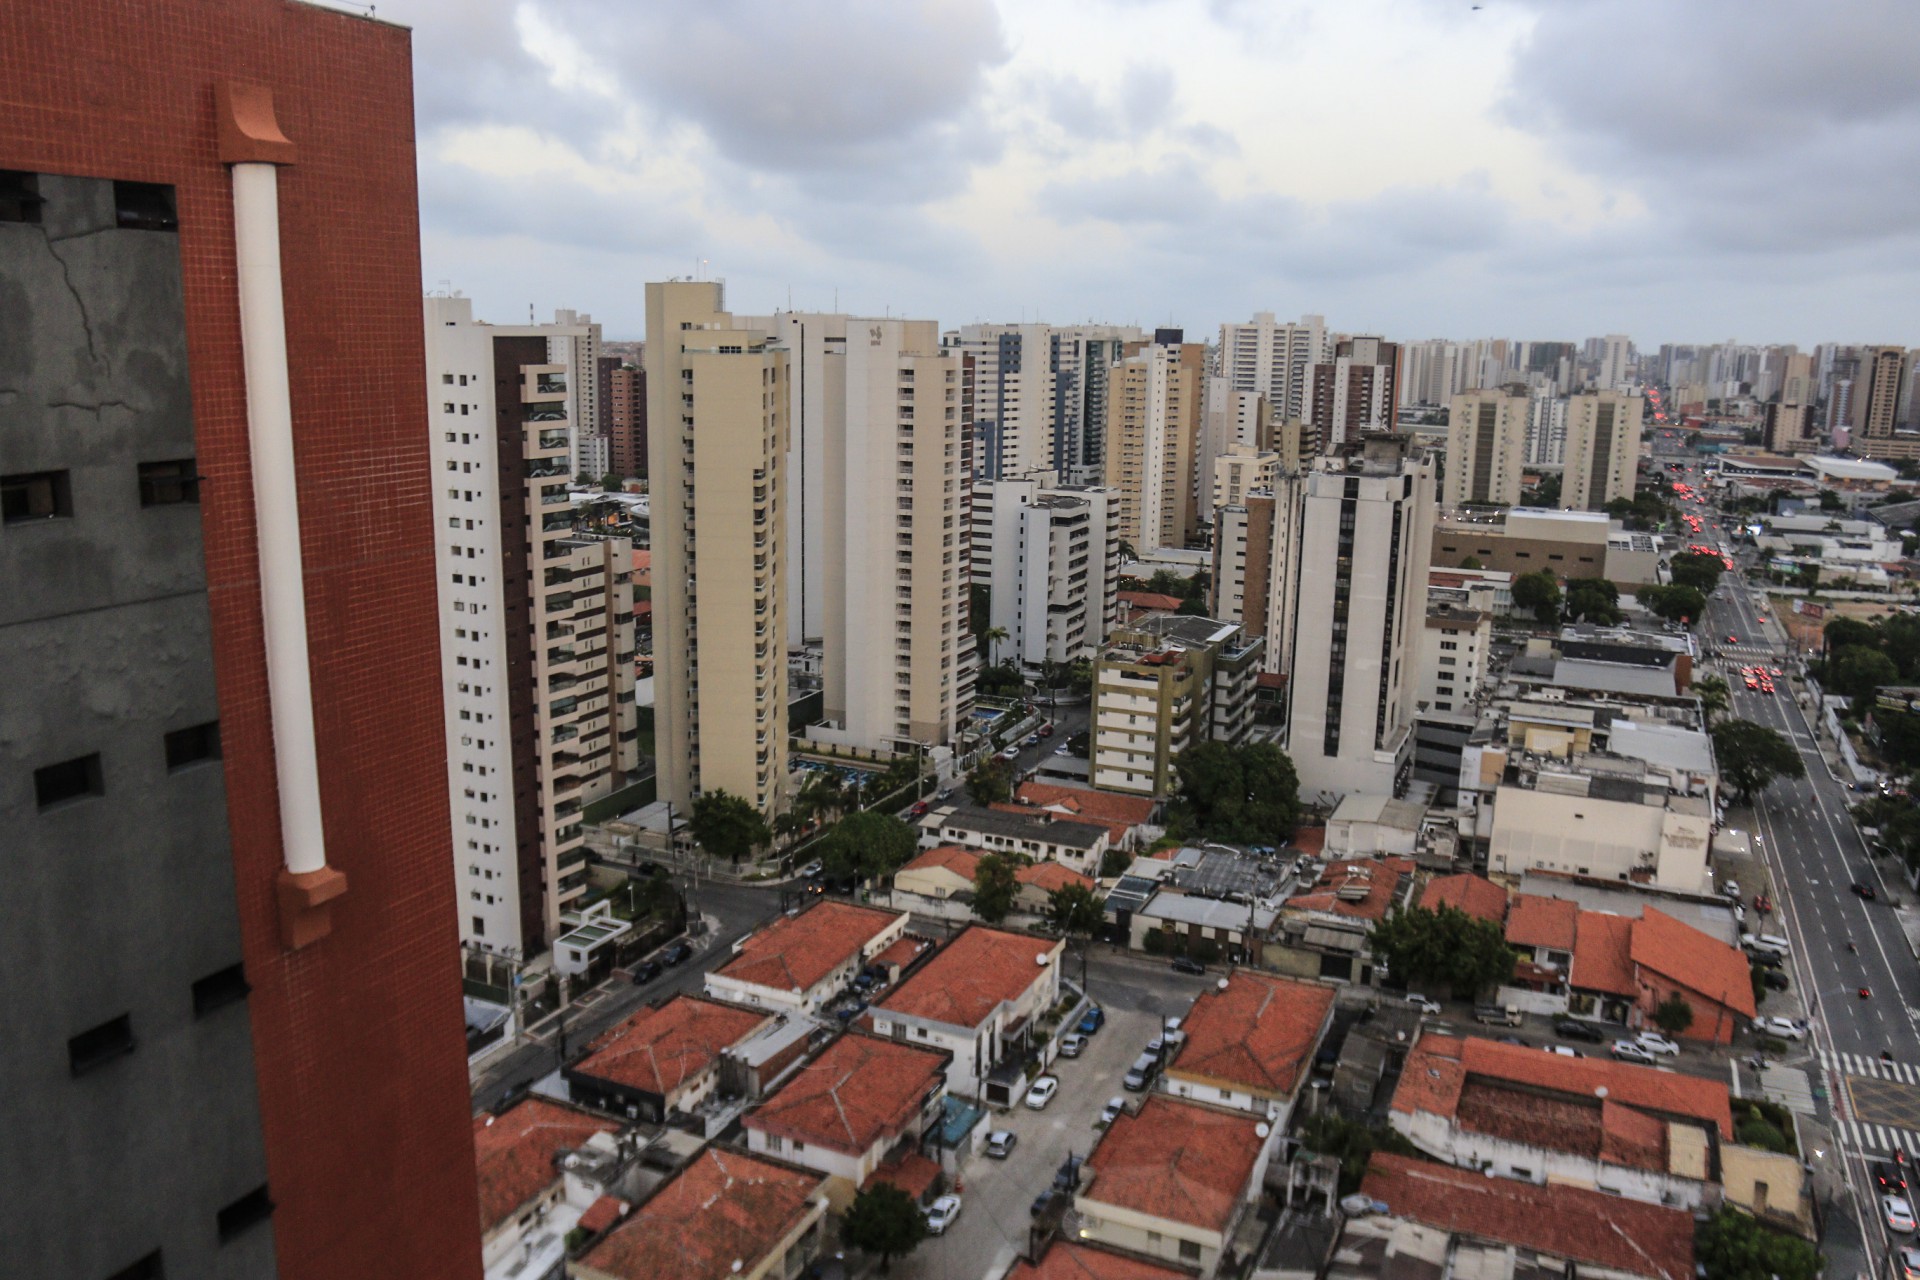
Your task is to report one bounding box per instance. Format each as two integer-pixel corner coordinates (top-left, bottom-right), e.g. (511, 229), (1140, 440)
(1335, 1153), (1695, 1280)
(565, 995), (771, 1122)
(1267, 857), (1415, 984)
(742, 1031), (950, 1210)
(869, 925), (1064, 1105)
(1505, 892), (1578, 975)
(572, 1147), (829, 1280)
(1626, 906), (1757, 1044)
(1075, 1094), (1273, 1277)
(1163, 970), (1335, 1125)
(1004, 1240), (1189, 1280)
(1325, 795), (1427, 860)
(473, 1098), (619, 1280)
(1417, 873), (1507, 924)
(893, 845), (1097, 915)
(704, 900), (908, 1016)
(1388, 1034), (1734, 1209)
(1011, 781), (1161, 852)
(930, 806), (1111, 877)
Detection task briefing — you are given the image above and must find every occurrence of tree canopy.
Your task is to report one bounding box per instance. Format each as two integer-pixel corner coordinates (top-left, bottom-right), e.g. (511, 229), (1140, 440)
(842, 1182), (928, 1274)
(688, 788), (771, 864)
(1694, 1207), (1820, 1280)
(972, 853), (1020, 923)
(1169, 741), (1301, 844)
(1710, 719), (1806, 802)
(1668, 551), (1726, 593)
(1511, 571), (1562, 626)
(819, 810), (918, 884)
(1828, 645), (1900, 708)
(1641, 583), (1705, 625)
(1693, 675), (1730, 726)
(1564, 577), (1623, 624)
(1651, 993), (1695, 1035)
(967, 757), (1013, 805)
(1369, 904), (1516, 999)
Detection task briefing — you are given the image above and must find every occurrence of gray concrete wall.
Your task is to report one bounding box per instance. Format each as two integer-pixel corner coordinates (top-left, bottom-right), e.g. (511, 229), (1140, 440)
(0, 173), (275, 1277)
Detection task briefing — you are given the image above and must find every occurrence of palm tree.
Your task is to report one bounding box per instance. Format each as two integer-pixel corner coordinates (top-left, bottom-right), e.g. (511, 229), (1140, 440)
(1696, 675), (1730, 726)
(983, 625), (1009, 667)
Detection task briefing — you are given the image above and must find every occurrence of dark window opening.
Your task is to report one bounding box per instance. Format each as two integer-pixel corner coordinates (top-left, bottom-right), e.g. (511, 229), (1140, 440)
(192, 963), (250, 1018)
(69, 1013), (135, 1077)
(164, 720), (221, 771)
(216, 1185), (275, 1243)
(0, 169), (44, 223)
(113, 181), (178, 232)
(137, 459), (200, 506)
(105, 1251), (164, 1280)
(35, 752), (104, 809)
(3, 470), (73, 523)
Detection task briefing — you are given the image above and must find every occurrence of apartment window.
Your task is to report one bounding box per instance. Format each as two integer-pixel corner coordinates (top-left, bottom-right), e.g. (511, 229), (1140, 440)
(113, 180), (177, 231)
(69, 1012), (135, 1077)
(104, 1252), (164, 1280)
(442, 373), (454, 385)
(192, 963), (251, 1017)
(3, 469), (72, 523)
(35, 753), (104, 810)
(137, 459), (199, 506)
(217, 1184), (274, 1243)
(472, 916), (486, 936)
(444, 403), (455, 414)
(163, 720), (222, 771)
(1179, 1241), (1203, 1262)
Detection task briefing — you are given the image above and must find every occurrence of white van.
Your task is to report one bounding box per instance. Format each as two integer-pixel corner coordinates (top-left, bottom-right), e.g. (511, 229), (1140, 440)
(1741, 932), (1791, 956)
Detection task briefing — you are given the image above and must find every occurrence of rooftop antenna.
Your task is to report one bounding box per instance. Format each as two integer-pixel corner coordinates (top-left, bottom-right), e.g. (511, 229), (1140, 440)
(528, 303), (534, 323)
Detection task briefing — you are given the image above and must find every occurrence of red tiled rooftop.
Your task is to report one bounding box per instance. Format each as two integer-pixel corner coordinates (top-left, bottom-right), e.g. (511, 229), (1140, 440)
(1020, 860), (1096, 894)
(745, 1032), (947, 1157)
(472, 1098), (617, 1231)
(1082, 1094), (1265, 1232)
(1013, 782), (1157, 843)
(570, 996), (767, 1097)
(1361, 1153), (1694, 1280)
(1506, 893), (1578, 952)
(901, 845), (1093, 895)
(1119, 590), (1185, 612)
(715, 900), (904, 995)
(578, 1194), (627, 1235)
(1631, 907), (1758, 1018)
(1419, 873), (1508, 924)
(871, 1151), (942, 1201)
(902, 844), (984, 879)
(1168, 970), (1334, 1099)
(871, 934), (931, 971)
(876, 926), (1061, 1029)
(1570, 910), (1637, 997)
(1008, 1240), (1189, 1280)
(1286, 857), (1412, 922)
(1291, 826), (1325, 856)
(583, 1147), (823, 1280)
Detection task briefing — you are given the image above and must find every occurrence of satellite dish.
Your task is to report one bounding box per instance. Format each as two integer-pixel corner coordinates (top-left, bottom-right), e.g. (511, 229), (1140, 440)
(1255, 1122), (1271, 1138)
(1595, 1086), (1609, 1098)
(1037, 954), (1051, 966)
(1216, 978), (1230, 991)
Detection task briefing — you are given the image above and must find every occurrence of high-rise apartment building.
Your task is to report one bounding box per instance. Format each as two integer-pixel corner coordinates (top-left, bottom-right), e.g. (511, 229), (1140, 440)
(1197, 378), (1267, 525)
(1445, 386), (1530, 507)
(1562, 390), (1644, 511)
(1303, 336), (1400, 455)
(552, 308), (605, 477)
(1219, 311), (1329, 421)
(424, 297), (640, 955)
(1855, 345), (1911, 457)
(1763, 400), (1817, 454)
(1595, 334), (1633, 391)
(645, 282), (790, 817)
(1523, 390), (1568, 467)
(1, 6), (481, 1275)
(1213, 444), (1282, 515)
(608, 362), (647, 480)
(952, 322), (1143, 480)
(1091, 615), (1264, 796)
(1105, 334), (1206, 552)
(970, 471), (1120, 675)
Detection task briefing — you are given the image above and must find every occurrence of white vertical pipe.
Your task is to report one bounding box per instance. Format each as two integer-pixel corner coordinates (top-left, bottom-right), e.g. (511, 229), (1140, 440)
(231, 161), (327, 877)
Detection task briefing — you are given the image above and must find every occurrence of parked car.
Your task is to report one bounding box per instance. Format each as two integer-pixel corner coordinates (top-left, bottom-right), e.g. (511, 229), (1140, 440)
(1403, 993), (1441, 1015)
(909, 800), (930, 818)
(1475, 1004), (1521, 1027)
(1030, 1191), (1055, 1218)
(1077, 1005), (1106, 1035)
(1039, 723), (1055, 738)
(1122, 1052), (1158, 1092)
(1635, 1032), (1681, 1057)
(985, 1130), (1018, 1159)
(1749, 948), (1785, 971)
(1545, 1045), (1584, 1058)
(1100, 1096), (1126, 1125)
(1762, 969), (1791, 991)
(1024, 1076), (1060, 1109)
(1753, 1015), (1807, 1041)
(926, 1194), (963, 1235)
(1886, 1194), (1917, 1235)
(1898, 1246), (1920, 1280)
(1059, 1033), (1088, 1059)
(1000, 745), (1021, 761)
(660, 941), (693, 966)
(631, 959), (662, 984)
(1024, 734), (1041, 747)
(1610, 1040), (1657, 1066)
(1171, 955), (1207, 975)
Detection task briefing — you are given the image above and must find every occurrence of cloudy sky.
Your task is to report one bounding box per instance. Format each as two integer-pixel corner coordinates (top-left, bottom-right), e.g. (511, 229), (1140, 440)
(374, 0), (1920, 348)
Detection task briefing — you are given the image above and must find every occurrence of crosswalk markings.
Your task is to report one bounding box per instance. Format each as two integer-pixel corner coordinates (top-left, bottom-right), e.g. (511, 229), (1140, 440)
(1819, 1051), (1920, 1154)
(1839, 1117), (1920, 1157)
(1822, 1049), (1920, 1085)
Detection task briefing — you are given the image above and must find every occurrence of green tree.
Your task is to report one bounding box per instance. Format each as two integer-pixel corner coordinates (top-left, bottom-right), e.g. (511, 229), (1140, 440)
(1828, 645), (1899, 709)
(1047, 882), (1106, 985)
(1369, 905), (1517, 999)
(967, 757), (1013, 805)
(688, 788), (771, 864)
(1669, 550), (1725, 593)
(972, 853), (1020, 923)
(982, 625), (1009, 667)
(1565, 577), (1623, 624)
(819, 811), (918, 885)
(1694, 1207), (1820, 1280)
(1294, 1112), (1421, 1197)
(1459, 556), (1483, 570)
(1511, 570), (1563, 626)
(1169, 741), (1301, 843)
(599, 472), (621, 491)
(1642, 583), (1706, 625)
(1817, 488), (1844, 512)
(1694, 675), (1731, 726)
(842, 1182), (928, 1274)
(1710, 719), (1807, 802)
(1793, 562), (1821, 594)
(1651, 993), (1695, 1036)
(1822, 615), (1880, 657)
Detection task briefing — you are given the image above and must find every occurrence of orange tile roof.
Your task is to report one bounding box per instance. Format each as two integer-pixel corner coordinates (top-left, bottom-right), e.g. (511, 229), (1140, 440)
(900, 846), (1092, 895)
(1505, 893), (1578, 951)
(1008, 1240), (1189, 1280)
(577, 1194), (627, 1235)
(1014, 782), (1157, 844)
(871, 934), (931, 971)
(1119, 590), (1185, 612)
(1020, 861), (1096, 894)
(583, 1147), (823, 1280)
(1631, 907), (1758, 1018)
(714, 900), (905, 995)
(1082, 1094), (1265, 1233)
(472, 1098), (618, 1231)
(1291, 826), (1326, 856)
(1168, 970), (1335, 1099)
(1360, 1153), (1694, 1280)
(1285, 857), (1413, 922)
(871, 1151), (942, 1201)
(876, 926), (1062, 1029)
(1570, 910), (1637, 997)
(745, 1032), (947, 1157)
(570, 996), (768, 1097)
(1419, 873), (1508, 924)
(1392, 1035), (1733, 1141)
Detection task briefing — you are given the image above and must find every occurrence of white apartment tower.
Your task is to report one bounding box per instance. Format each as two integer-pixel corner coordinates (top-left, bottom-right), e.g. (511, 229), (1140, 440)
(1523, 390), (1569, 467)
(552, 308), (605, 478)
(952, 322), (1144, 480)
(1596, 334), (1632, 392)
(1219, 311), (1329, 421)
(1197, 377), (1267, 525)
(1562, 390), (1644, 511)
(646, 281), (790, 818)
(970, 471), (1120, 674)
(424, 296), (641, 955)
(1444, 385), (1529, 507)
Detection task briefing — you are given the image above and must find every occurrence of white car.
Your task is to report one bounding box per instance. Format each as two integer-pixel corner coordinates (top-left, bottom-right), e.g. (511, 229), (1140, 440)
(1635, 1032), (1681, 1057)
(1100, 1096), (1126, 1126)
(1024, 1075), (1060, 1109)
(1610, 1040), (1657, 1066)
(1752, 1016), (1807, 1041)
(1404, 994), (1441, 1015)
(1888, 1194), (1918, 1235)
(926, 1194), (963, 1235)
(1058, 1033), (1088, 1058)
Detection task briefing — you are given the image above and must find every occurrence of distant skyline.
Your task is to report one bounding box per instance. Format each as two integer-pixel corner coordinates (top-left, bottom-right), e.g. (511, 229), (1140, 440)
(374, 0), (1920, 346)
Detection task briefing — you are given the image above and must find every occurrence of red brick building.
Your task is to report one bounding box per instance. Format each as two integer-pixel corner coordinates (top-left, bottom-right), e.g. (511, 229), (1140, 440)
(3, 2), (481, 1276)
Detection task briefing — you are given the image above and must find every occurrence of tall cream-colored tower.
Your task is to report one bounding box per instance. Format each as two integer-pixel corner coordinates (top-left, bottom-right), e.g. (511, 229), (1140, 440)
(646, 281), (789, 816)
(1105, 338), (1205, 552)
(1445, 385), (1530, 507)
(1562, 390), (1644, 511)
